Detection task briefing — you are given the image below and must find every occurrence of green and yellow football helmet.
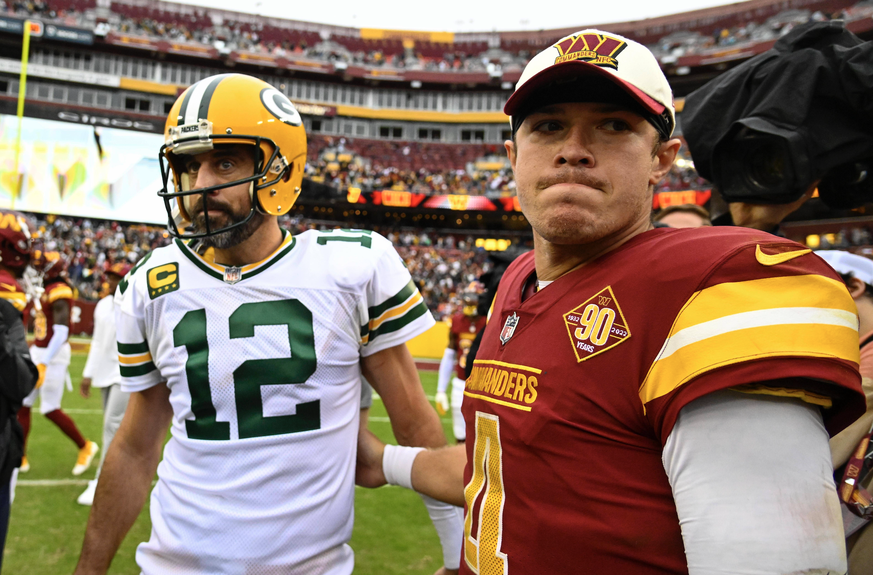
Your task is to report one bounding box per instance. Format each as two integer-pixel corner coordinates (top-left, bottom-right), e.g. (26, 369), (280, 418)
(158, 73), (307, 239)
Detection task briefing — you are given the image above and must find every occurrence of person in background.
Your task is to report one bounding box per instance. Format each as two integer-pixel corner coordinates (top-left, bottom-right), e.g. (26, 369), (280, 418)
(816, 249), (873, 574)
(18, 250), (98, 475)
(653, 203), (711, 228)
(435, 282), (486, 443)
(77, 262), (132, 506)
(0, 209), (38, 572)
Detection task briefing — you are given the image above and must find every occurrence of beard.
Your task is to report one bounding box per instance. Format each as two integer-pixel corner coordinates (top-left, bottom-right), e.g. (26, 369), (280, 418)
(191, 201), (264, 249)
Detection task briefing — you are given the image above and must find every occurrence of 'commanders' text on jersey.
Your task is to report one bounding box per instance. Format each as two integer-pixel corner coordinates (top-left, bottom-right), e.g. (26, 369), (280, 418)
(33, 279), (73, 347)
(460, 226), (865, 575)
(450, 313), (487, 380)
(115, 229), (433, 574)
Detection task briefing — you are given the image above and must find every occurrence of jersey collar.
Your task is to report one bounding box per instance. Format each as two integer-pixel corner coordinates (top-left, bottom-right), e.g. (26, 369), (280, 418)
(175, 229), (296, 283)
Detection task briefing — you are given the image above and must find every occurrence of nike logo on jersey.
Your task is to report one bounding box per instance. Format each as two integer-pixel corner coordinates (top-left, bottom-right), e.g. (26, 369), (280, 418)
(0, 282), (17, 292)
(755, 245), (811, 266)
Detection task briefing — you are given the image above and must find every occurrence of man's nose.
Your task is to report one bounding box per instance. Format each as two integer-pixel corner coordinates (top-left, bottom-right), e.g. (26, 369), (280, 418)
(556, 128), (595, 167)
(192, 166), (220, 191)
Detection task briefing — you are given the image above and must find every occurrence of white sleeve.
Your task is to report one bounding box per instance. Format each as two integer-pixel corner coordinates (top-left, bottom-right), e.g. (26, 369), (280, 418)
(437, 348), (456, 393)
(81, 297), (110, 379)
(361, 234), (434, 356)
(662, 389), (846, 575)
(115, 275), (160, 393)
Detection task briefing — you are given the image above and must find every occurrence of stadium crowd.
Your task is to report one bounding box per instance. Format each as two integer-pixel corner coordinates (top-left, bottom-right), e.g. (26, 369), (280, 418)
(25, 212), (496, 320)
(3, 0), (871, 72)
(35, 204), (873, 321)
(306, 136), (708, 197)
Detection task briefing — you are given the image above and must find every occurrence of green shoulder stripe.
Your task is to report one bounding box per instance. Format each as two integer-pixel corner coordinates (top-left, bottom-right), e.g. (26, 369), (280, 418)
(120, 362), (157, 377)
(368, 299), (429, 342)
(369, 280), (416, 320)
(118, 341), (149, 355)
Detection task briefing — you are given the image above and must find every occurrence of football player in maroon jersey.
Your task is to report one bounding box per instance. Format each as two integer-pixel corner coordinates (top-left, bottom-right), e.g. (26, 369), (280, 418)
(435, 282), (487, 443)
(360, 28), (866, 575)
(19, 248), (98, 476)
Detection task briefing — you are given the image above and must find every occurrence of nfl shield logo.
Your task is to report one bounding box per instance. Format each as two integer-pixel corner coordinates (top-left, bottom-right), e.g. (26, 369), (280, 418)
(223, 266), (242, 285)
(500, 313), (519, 345)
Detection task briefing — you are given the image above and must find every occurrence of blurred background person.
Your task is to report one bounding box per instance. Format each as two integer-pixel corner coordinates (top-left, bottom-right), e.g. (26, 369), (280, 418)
(76, 262), (132, 506)
(435, 281), (485, 443)
(18, 251), (98, 476)
(653, 204), (712, 228)
(817, 250), (873, 574)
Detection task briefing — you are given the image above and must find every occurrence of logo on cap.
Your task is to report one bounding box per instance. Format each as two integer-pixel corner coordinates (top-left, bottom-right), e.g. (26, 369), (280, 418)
(553, 33), (627, 70)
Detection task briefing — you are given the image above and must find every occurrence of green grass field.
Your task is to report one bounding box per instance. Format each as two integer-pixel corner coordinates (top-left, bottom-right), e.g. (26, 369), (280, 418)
(5, 353), (454, 574)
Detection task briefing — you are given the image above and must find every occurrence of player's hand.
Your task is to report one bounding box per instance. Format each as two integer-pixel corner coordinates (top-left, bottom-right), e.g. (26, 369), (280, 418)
(433, 568), (459, 575)
(356, 428), (387, 488)
(728, 183), (816, 231)
(35, 363), (46, 389)
(80, 377), (92, 398)
(435, 391), (449, 416)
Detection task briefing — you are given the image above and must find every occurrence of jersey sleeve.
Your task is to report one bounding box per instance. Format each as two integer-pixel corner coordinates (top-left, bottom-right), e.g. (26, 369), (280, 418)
(0, 274), (27, 312)
(45, 282), (74, 305)
(360, 234), (435, 356)
(115, 270), (161, 392)
(642, 242), (865, 443)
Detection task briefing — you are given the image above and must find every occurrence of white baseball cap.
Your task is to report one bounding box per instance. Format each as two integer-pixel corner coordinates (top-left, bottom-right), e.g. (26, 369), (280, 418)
(504, 29), (675, 137)
(816, 250), (873, 285)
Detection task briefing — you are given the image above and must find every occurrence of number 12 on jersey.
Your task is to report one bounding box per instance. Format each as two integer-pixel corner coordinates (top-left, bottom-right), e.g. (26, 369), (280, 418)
(464, 412), (508, 574)
(173, 298), (319, 441)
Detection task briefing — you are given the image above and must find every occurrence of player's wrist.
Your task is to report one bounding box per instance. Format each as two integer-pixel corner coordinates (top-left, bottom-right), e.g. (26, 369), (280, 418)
(382, 444), (425, 490)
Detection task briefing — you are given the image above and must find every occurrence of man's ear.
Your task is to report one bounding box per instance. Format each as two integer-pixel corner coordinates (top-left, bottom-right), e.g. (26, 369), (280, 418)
(847, 277), (867, 300)
(505, 139), (517, 173)
(649, 138), (682, 186)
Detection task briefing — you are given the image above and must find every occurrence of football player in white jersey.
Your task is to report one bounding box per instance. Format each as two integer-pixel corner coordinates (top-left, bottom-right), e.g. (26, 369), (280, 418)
(74, 74), (461, 575)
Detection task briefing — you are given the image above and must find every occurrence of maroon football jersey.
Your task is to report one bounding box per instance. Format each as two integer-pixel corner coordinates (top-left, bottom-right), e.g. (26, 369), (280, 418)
(450, 313), (487, 380)
(460, 226), (864, 575)
(33, 279), (73, 348)
(0, 268), (26, 313)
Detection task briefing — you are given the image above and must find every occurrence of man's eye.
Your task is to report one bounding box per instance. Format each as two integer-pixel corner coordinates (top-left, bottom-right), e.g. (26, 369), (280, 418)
(602, 119), (631, 131)
(185, 163), (199, 175)
(534, 121), (562, 132)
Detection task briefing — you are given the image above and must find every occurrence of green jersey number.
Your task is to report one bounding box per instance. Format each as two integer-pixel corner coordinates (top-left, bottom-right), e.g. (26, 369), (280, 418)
(173, 299), (319, 441)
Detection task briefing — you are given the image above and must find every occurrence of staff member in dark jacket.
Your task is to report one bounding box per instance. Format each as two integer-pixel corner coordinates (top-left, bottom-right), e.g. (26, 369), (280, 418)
(0, 209), (39, 570)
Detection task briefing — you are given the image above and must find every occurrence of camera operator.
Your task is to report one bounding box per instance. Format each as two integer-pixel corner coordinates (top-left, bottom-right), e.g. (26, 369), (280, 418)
(683, 21), (873, 235)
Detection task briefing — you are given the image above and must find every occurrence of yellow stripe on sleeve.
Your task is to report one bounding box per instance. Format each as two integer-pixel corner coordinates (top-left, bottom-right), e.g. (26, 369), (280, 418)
(368, 292), (423, 331)
(118, 352), (153, 365)
(671, 274), (855, 333)
(46, 285), (74, 303)
(639, 274), (860, 406)
(732, 385), (833, 408)
(0, 291), (27, 311)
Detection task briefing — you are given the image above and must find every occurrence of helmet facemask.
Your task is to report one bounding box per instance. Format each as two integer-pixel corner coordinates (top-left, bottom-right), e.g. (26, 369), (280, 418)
(159, 133), (291, 241)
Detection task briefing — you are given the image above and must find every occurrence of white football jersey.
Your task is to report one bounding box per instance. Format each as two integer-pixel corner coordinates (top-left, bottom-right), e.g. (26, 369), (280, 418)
(115, 228), (434, 575)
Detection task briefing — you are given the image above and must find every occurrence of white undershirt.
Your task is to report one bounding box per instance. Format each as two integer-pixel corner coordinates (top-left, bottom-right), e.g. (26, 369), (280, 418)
(536, 280), (553, 291)
(664, 389), (846, 574)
